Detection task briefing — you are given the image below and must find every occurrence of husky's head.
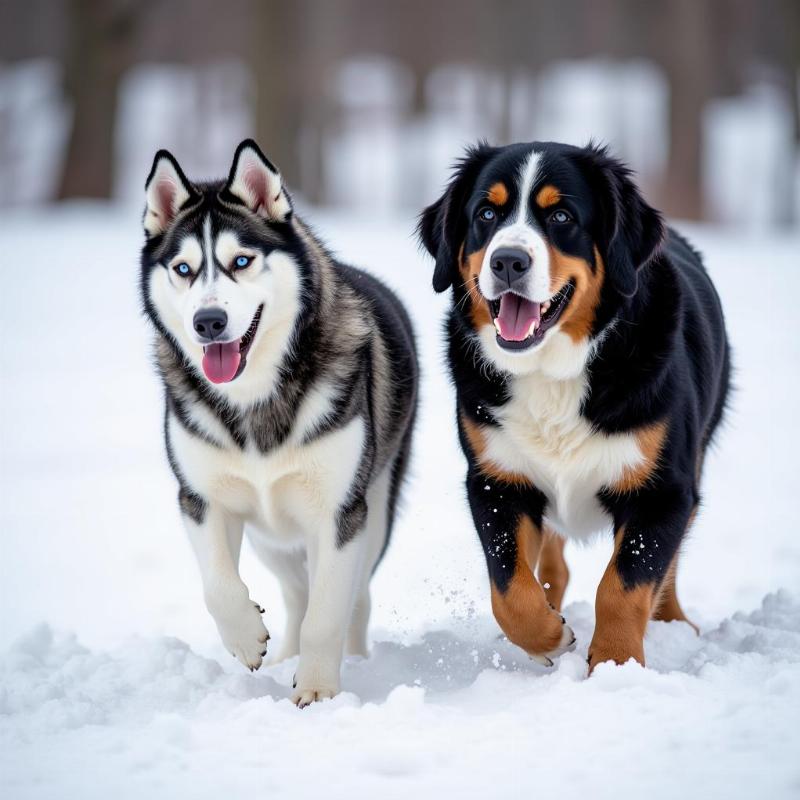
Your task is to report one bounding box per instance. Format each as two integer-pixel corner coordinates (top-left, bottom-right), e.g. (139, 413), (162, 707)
(141, 140), (308, 403)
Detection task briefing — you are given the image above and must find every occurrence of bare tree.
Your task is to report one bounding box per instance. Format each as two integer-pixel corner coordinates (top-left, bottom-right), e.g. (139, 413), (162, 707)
(57, 0), (149, 199)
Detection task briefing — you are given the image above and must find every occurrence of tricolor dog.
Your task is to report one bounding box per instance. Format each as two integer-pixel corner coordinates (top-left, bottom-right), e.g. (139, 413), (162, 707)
(419, 141), (730, 670)
(140, 140), (417, 706)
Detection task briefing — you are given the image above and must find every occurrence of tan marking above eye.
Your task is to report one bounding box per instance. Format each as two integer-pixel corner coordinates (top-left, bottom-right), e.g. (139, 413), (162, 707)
(487, 182), (509, 206)
(536, 185), (562, 208)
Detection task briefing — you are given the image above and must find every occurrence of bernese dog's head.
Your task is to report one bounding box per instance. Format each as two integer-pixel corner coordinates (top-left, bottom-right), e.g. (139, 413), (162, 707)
(418, 141), (665, 376)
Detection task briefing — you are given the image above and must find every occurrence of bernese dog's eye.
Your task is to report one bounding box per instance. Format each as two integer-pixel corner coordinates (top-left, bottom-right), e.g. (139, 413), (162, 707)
(173, 262), (192, 278)
(550, 209), (572, 224)
(233, 255), (253, 270)
(477, 207), (496, 222)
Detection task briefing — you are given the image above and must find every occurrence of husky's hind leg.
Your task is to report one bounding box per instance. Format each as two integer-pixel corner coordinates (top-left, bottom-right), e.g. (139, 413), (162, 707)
(249, 540), (309, 663)
(345, 464), (392, 657)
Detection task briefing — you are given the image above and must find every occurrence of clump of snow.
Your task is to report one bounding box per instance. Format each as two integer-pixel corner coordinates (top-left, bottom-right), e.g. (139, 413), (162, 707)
(0, 208), (798, 798)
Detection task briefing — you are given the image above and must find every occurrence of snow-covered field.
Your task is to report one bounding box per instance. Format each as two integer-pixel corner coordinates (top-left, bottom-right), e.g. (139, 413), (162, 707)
(1, 206), (798, 799)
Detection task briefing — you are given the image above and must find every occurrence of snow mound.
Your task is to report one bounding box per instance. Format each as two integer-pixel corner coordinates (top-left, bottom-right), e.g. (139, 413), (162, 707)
(2, 593), (799, 799)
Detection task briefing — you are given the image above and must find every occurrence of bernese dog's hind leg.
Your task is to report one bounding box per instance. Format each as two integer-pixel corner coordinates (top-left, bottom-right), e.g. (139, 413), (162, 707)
(537, 528), (570, 612)
(589, 485), (695, 672)
(652, 563), (698, 633)
(652, 515), (700, 634)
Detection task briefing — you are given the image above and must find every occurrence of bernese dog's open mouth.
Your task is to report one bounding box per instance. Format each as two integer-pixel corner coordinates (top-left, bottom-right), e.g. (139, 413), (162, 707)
(201, 304), (263, 384)
(488, 281), (575, 351)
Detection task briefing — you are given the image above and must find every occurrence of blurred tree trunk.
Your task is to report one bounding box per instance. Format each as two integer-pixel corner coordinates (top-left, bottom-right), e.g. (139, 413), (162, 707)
(252, 0), (301, 190)
(658, 0), (713, 220)
(57, 0), (144, 200)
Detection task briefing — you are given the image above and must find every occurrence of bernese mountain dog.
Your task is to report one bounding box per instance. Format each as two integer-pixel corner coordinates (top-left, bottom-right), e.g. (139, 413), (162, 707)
(418, 141), (730, 671)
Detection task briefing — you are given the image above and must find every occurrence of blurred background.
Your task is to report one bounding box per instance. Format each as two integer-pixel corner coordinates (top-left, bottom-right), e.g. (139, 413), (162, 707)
(1, 9), (800, 792)
(1, 0), (798, 227)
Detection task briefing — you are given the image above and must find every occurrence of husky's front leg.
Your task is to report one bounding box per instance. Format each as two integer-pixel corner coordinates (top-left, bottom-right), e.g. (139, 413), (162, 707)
(292, 504), (368, 707)
(183, 502), (269, 670)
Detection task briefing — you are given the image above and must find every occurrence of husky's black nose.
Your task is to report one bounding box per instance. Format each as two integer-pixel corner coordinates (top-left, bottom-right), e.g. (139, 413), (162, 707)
(490, 247), (531, 289)
(193, 307), (228, 341)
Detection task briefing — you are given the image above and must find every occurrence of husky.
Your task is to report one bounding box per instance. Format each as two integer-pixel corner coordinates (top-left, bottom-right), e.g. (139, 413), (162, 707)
(140, 140), (417, 706)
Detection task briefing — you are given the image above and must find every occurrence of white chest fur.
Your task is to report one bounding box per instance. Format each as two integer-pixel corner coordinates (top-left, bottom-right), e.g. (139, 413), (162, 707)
(168, 402), (365, 547)
(482, 370), (644, 538)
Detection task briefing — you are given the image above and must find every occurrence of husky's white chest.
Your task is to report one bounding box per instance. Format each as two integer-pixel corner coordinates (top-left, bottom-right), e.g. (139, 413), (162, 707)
(482, 371), (643, 538)
(167, 392), (364, 545)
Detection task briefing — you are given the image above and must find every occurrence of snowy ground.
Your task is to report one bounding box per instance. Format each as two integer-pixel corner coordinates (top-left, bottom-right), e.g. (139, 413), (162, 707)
(1, 206), (798, 799)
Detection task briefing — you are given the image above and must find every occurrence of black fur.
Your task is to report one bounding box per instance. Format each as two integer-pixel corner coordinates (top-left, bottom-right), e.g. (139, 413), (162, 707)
(419, 141), (730, 598)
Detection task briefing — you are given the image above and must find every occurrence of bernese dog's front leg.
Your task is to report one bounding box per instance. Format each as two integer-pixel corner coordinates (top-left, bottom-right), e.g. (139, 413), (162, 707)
(589, 485), (696, 671)
(467, 471), (575, 665)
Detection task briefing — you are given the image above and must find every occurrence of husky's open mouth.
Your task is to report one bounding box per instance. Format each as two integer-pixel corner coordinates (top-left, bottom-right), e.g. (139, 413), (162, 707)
(201, 305), (263, 384)
(488, 281), (575, 351)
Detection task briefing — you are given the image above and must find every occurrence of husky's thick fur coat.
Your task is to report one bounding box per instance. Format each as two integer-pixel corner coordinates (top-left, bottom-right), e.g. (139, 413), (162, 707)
(141, 140), (417, 706)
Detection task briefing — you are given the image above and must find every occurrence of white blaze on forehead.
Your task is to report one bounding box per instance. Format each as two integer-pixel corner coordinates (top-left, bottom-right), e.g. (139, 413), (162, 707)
(479, 149), (551, 303)
(515, 150), (543, 224)
(202, 214), (215, 283)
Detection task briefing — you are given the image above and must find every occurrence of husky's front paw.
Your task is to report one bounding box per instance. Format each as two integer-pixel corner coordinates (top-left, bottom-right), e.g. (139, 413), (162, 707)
(292, 685), (338, 709)
(291, 657), (340, 707)
(209, 592), (270, 671)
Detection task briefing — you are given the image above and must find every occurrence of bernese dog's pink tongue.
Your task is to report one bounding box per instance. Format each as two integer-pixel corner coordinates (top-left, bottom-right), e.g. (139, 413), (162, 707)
(497, 294), (541, 341)
(202, 341), (241, 384)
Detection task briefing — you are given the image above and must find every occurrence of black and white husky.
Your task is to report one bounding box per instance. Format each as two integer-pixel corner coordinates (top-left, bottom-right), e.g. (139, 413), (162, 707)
(140, 140), (417, 706)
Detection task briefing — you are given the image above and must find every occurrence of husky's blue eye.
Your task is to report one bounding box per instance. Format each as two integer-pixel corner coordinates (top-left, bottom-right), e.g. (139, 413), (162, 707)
(174, 262), (191, 277)
(234, 255), (251, 269)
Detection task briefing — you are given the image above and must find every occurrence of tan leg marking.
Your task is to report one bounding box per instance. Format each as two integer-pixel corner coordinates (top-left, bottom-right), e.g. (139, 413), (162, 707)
(589, 530), (654, 672)
(491, 516), (567, 656)
(537, 528), (569, 612)
(652, 510), (699, 633)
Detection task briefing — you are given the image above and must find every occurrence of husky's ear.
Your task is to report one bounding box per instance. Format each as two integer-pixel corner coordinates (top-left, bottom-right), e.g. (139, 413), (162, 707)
(222, 139), (292, 222)
(583, 144), (665, 298)
(417, 142), (496, 293)
(144, 150), (197, 237)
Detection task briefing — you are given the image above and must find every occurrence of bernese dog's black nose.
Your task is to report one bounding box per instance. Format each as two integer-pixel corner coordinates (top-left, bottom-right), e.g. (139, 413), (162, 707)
(491, 247), (531, 289)
(193, 307), (228, 341)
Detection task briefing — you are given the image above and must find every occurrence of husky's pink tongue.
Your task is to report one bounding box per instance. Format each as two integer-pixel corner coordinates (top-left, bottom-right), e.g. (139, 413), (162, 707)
(202, 341), (241, 384)
(497, 294), (541, 341)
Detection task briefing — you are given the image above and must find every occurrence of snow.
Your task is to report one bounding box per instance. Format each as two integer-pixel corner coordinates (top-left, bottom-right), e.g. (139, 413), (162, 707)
(1, 206), (799, 799)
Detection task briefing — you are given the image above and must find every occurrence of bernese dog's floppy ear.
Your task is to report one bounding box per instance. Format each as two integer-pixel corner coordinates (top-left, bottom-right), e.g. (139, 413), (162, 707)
(418, 143), (496, 293)
(585, 145), (665, 298)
